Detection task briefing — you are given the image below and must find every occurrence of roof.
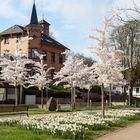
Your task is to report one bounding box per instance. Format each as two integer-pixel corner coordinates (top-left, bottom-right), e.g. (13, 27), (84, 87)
(0, 25), (26, 35)
(41, 34), (69, 50)
(0, 26), (69, 50)
(29, 2), (38, 25)
(39, 19), (50, 25)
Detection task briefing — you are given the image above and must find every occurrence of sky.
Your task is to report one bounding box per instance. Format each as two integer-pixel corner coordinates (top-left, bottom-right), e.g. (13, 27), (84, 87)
(0, 0), (140, 58)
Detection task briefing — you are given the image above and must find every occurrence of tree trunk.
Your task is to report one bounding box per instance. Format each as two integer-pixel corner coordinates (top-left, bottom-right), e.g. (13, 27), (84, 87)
(15, 86), (18, 105)
(46, 87), (48, 104)
(87, 89), (90, 106)
(109, 84), (112, 107)
(73, 87), (76, 109)
(19, 85), (23, 104)
(71, 87), (74, 111)
(41, 89), (43, 109)
(122, 86), (127, 106)
(122, 85), (125, 106)
(128, 81), (134, 106)
(101, 84), (105, 118)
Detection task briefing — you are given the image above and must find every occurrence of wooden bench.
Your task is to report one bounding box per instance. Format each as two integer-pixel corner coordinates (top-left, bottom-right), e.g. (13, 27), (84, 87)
(0, 105), (29, 117)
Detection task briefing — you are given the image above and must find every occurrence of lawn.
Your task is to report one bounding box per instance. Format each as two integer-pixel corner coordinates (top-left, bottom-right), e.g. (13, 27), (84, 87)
(0, 109), (140, 140)
(85, 115), (140, 140)
(74, 104), (101, 111)
(0, 126), (66, 140)
(28, 108), (48, 115)
(28, 104), (102, 115)
(0, 113), (140, 140)
(28, 103), (133, 115)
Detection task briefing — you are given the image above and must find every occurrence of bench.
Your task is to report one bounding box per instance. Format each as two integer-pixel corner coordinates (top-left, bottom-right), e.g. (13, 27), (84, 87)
(0, 105), (29, 117)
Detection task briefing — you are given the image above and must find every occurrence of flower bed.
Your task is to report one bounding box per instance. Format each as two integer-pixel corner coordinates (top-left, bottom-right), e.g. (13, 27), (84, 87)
(0, 109), (139, 139)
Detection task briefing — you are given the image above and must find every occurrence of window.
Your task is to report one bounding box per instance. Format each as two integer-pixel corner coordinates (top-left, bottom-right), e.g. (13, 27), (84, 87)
(43, 51), (47, 60)
(4, 36), (9, 44)
(16, 34), (21, 43)
(3, 50), (14, 61)
(0, 88), (6, 101)
(51, 52), (55, 63)
(7, 88), (15, 100)
(59, 54), (63, 64)
(113, 86), (116, 90)
(63, 54), (66, 62)
(31, 48), (37, 59)
(51, 69), (55, 79)
(136, 88), (139, 93)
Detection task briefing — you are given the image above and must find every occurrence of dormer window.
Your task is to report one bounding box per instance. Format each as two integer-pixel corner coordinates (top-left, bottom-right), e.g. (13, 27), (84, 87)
(4, 36), (9, 44)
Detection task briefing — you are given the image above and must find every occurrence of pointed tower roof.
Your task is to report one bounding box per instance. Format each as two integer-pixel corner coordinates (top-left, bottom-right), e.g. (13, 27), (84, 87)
(29, 0), (38, 25)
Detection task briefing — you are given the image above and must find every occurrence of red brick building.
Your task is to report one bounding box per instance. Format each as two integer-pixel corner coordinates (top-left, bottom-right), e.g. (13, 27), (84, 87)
(0, 2), (68, 72)
(0, 2), (68, 104)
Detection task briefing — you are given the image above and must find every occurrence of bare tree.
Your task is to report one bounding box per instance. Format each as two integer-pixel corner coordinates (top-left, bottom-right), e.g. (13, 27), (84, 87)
(111, 20), (140, 105)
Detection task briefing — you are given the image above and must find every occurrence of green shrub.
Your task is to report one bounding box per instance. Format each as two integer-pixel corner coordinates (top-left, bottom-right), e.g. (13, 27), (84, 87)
(24, 86), (81, 98)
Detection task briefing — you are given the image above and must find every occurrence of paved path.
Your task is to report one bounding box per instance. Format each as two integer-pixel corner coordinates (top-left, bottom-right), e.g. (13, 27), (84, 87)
(96, 122), (140, 140)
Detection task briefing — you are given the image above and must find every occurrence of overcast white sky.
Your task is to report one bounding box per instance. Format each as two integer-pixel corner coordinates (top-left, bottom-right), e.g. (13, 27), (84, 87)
(0, 0), (140, 58)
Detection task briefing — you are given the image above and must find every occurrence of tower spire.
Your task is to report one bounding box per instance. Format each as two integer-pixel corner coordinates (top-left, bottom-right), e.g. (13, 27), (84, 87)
(30, 0), (38, 25)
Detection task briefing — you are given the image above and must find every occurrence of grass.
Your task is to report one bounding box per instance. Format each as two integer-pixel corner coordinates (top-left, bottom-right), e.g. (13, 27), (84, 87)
(74, 105), (101, 111)
(28, 108), (48, 115)
(72, 104), (134, 111)
(0, 104), (135, 118)
(0, 108), (48, 117)
(0, 104), (139, 140)
(28, 104), (135, 115)
(0, 126), (67, 140)
(28, 104), (102, 115)
(1, 111), (140, 140)
(85, 114), (140, 140)
(0, 114), (140, 140)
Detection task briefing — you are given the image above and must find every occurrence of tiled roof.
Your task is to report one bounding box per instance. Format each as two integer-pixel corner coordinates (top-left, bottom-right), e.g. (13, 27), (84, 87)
(0, 25), (26, 35)
(41, 34), (69, 50)
(39, 19), (50, 25)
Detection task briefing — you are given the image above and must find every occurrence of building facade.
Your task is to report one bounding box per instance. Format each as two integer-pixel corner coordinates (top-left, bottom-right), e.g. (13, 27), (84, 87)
(0, 2), (68, 72)
(0, 2), (68, 104)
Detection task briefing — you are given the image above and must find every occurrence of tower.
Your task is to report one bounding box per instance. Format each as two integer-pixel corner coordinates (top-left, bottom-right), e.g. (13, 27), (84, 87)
(39, 19), (50, 35)
(30, 0), (38, 25)
(26, 1), (42, 58)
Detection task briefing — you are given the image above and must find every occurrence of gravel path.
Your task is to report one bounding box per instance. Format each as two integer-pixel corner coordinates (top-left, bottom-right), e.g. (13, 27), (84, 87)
(96, 122), (140, 140)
